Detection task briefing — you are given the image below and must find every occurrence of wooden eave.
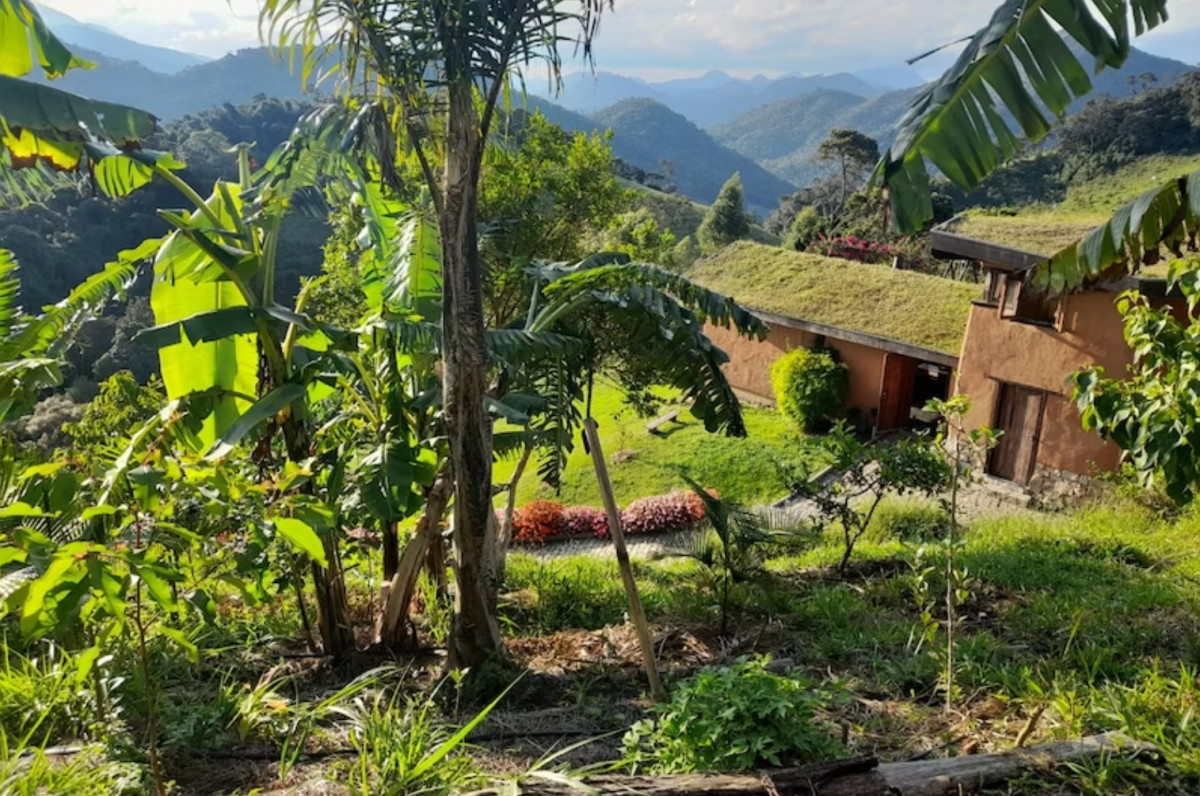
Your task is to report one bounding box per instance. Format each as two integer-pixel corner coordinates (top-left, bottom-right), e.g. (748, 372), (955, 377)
(749, 308), (961, 368)
(929, 228), (1180, 299)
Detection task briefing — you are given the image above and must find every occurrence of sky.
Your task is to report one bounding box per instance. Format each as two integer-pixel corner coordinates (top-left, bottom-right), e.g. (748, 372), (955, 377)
(39, 0), (1200, 81)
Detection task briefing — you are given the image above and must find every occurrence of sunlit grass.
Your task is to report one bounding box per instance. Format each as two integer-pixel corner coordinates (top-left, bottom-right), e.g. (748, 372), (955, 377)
(494, 381), (820, 509)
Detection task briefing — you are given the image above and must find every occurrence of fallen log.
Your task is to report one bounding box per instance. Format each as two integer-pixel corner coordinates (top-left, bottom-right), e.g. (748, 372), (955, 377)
(492, 757), (889, 796)
(489, 732), (1160, 796)
(878, 732), (1159, 796)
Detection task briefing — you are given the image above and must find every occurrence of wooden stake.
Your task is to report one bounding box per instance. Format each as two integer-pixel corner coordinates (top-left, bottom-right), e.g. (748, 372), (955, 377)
(583, 418), (666, 702)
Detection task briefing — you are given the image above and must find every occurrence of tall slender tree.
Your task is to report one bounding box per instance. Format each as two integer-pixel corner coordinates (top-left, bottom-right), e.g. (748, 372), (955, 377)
(260, 0), (612, 666)
(697, 173), (751, 251)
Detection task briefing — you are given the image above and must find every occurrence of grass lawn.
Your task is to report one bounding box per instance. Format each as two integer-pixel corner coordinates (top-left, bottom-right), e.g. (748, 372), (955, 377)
(502, 496), (1200, 791)
(494, 382), (818, 509)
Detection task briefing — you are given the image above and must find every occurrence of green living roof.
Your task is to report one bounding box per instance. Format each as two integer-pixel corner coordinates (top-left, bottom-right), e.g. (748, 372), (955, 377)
(689, 241), (979, 356)
(941, 213), (1104, 257)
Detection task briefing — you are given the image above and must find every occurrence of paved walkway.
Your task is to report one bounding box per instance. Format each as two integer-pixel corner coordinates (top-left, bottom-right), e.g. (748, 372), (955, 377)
(520, 475), (1036, 562)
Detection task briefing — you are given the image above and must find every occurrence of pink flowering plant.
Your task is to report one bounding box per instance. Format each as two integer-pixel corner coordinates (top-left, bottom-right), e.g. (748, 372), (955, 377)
(563, 505), (610, 539)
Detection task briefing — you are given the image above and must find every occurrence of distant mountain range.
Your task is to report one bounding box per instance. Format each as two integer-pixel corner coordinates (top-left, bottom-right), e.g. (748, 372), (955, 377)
(531, 68), (925, 128)
(39, 8), (209, 74)
(28, 46), (311, 121)
(711, 45), (1195, 186)
(24, 8), (1198, 218)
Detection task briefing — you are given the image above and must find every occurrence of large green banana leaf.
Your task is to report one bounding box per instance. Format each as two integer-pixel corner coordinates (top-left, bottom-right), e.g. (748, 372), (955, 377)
(878, 0), (1170, 233)
(150, 183), (258, 447)
(0, 1), (169, 198)
(0, 0), (87, 79)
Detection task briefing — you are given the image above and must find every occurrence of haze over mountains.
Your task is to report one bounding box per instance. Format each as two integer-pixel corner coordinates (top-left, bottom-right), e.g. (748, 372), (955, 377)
(31, 8), (1200, 217)
(39, 7), (210, 74)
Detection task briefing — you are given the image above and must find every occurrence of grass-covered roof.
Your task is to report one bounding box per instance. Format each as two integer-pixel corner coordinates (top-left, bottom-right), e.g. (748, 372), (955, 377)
(941, 214), (1102, 257)
(688, 241), (978, 356)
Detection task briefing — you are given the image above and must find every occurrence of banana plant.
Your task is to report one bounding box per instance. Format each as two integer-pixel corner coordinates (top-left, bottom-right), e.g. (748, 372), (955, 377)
(0, 0), (182, 202)
(135, 144), (362, 656)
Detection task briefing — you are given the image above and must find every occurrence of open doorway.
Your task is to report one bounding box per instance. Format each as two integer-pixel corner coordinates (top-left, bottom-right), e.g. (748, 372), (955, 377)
(878, 354), (953, 432)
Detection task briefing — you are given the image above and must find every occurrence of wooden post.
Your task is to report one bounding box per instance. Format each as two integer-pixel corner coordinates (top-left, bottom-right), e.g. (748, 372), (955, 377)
(583, 418), (666, 702)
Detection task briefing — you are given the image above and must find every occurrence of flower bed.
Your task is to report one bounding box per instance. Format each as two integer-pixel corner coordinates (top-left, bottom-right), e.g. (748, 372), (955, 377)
(507, 489), (717, 547)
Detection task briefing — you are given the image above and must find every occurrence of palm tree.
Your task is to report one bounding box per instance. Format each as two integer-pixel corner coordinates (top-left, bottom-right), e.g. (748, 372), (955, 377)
(260, 0), (613, 666)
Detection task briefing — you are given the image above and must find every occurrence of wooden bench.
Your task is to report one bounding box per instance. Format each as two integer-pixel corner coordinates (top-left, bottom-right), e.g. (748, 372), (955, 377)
(645, 409), (682, 434)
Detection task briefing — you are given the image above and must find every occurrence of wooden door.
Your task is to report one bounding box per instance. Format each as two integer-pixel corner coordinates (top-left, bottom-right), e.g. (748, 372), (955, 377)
(878, 354), (917, 431)
(987, 383), (1046, 485)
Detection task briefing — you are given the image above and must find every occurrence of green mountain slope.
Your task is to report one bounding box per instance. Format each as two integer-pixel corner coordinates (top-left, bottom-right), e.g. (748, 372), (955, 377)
(717, 47), (1193, 187)
(590, 99), (795, 216)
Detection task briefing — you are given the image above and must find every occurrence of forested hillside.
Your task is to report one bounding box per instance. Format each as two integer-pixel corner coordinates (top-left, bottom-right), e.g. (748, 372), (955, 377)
(590, 99), (795, 215)
(717, 46), (1194, 185)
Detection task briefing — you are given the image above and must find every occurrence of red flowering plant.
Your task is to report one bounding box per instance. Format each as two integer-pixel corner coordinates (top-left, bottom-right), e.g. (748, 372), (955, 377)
(512, 500), (566, 545)
(808, 234), (928, 270)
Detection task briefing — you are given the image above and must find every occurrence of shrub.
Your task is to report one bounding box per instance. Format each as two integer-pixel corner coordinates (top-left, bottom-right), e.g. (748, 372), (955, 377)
(771, 347), (849, 433)
(511, 500), (566, 545)
(621, 490), (708, 536)
(622, 657), (844, 773)
(562, 505), (609, 538)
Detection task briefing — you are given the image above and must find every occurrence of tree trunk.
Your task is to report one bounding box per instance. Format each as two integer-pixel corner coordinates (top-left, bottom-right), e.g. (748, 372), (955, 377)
(377, 477), (451, 647)
(382, 522), (400, 582)
(496, 443), (533, 585)
(440, 79), (503, 668)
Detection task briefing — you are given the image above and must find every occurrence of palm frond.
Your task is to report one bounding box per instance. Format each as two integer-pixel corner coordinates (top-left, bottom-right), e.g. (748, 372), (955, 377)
(0, 253), (138, 362)
(1030, 168), (1200, 294)
(878, 0), (1170, 233)
(487, 329), (583, 368)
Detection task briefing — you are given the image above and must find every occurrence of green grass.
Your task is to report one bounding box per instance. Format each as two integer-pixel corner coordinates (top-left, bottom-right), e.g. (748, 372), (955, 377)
(632, 184), (781, 244)
(946, 214), (1104, 257)
(951, 153), (1200, 258)
(508, 496), (1200, 787)
(687, 241), (979, 355)
(1059, 153), (1200, 217)
(495, 382), (817, 509)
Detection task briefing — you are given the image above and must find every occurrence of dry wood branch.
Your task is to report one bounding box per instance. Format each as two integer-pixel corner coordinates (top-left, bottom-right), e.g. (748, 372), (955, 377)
(493, 733), (1160, 796)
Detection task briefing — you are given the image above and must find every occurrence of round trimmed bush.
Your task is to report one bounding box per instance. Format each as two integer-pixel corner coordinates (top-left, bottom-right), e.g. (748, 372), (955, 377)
(770, 347), (849, 432)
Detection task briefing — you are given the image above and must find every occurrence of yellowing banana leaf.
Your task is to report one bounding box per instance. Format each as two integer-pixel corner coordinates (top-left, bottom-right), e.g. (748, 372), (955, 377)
(151, 183), (258, 449)
(0, 0), (89, 79)
(0, 75), (167, 197)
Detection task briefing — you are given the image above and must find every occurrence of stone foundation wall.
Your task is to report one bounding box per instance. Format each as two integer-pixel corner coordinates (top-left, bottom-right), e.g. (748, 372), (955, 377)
(1028, 466), (1108, 511)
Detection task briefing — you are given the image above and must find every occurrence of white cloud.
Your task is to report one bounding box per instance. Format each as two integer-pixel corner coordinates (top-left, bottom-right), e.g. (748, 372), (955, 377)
(40, 0), (261, 58)
(38, 0), (1200, 72)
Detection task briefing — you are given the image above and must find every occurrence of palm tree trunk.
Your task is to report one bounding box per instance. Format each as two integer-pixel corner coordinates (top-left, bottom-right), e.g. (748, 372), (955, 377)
(440, 79), (503, 668)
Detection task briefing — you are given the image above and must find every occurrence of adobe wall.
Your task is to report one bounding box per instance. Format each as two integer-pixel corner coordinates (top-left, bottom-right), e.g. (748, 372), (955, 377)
(955, 291), (1158, 477)
(704, 321), (887, 419)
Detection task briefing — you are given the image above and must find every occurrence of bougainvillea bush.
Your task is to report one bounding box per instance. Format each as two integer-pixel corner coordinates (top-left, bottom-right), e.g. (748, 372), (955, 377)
(807, 234), (928, 270)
